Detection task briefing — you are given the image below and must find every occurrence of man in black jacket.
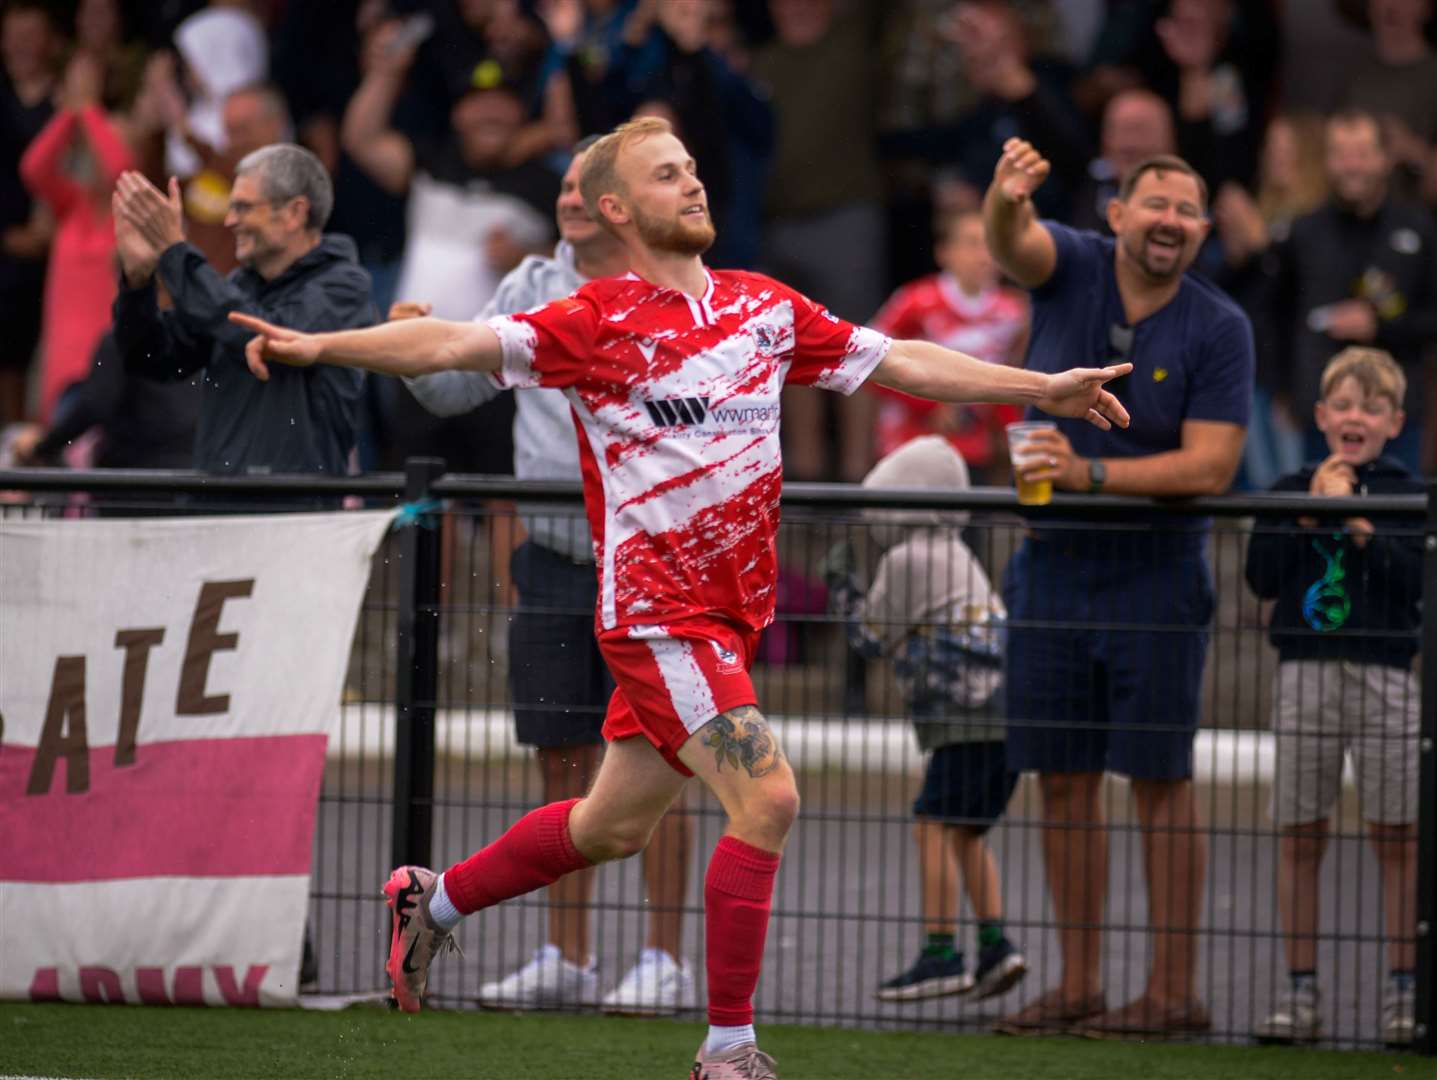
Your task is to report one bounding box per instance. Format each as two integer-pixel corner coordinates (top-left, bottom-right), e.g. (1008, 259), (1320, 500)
(1264, 109), (1437, 472)
(10, 331), (199, 470)
(111, 143), (376, 476)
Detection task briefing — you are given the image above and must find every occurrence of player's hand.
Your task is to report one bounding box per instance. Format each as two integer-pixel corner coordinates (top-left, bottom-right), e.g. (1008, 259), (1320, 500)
(228, 311), (323, 380)
(1309, 453), (1356, 498)
(1009, 426), (1086, 492)
(388, 300), (432, 321)
(993, 138), (1051, 205)
(1036, 364), (1132, 429)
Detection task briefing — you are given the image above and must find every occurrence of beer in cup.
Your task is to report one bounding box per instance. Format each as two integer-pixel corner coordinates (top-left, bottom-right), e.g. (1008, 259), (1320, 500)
(1005, 420), (1056, 506)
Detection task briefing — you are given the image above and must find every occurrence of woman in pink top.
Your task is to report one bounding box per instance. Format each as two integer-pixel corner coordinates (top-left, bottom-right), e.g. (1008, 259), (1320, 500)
(20, 50), (134, 422)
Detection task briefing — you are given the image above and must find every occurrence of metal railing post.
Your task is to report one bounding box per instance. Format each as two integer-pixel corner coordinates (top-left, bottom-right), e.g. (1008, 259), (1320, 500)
(391, 457), (446, 873)
(1416, 478), (1437, 1055)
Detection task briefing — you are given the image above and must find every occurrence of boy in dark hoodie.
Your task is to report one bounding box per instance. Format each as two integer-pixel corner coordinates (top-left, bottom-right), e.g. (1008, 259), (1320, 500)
(1245, 347), (1422, 1047)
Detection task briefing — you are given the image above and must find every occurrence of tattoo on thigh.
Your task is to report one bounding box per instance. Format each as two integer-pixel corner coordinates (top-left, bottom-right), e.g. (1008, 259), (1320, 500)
(702, 706), (782, 779)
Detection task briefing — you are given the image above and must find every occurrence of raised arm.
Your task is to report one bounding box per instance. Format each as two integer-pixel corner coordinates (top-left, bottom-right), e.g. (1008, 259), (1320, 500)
(229, 311), (502, 381)
(19, 108), (83, 215)
(341, 21), (419, 196)
(982, 137), (1058, 289)
(871, 338), (1131, 430)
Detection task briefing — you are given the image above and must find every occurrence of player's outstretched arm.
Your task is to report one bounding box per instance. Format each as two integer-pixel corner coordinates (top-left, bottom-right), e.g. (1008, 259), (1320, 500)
(871, 339), (1131, 430)
(228, 311), (502, 382)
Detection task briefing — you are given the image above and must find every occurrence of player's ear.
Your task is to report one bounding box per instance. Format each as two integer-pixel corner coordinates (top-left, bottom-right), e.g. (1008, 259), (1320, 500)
(598, 191), (630, 227)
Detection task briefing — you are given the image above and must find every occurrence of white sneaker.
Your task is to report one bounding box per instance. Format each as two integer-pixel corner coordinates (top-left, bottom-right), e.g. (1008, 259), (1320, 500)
(1254, 982), (1321, 1043)
(1382, 980), (1415, 1046)
(601, 948), (696, 1015)
(478, 944), (599, 1009)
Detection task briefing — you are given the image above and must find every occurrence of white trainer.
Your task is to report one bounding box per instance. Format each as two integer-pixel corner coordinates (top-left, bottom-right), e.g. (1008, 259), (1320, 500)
(601, 948), (696, 1015)
(1255, 982), (1321, 1043)
(478, 944), (600, 1009)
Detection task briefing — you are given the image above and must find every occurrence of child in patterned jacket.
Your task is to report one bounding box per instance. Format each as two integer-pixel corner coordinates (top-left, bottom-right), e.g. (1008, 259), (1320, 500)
(823, 435), (1027, 1004)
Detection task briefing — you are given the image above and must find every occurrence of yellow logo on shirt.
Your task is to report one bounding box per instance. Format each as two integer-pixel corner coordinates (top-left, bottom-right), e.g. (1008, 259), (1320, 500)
(1153, 368), (1168, 382)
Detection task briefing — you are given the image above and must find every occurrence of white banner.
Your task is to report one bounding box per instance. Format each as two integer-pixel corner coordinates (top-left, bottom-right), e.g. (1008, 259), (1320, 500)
(0, 511), (394, 1006)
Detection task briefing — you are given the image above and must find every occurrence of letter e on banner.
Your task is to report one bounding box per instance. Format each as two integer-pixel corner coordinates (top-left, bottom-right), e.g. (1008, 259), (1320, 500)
(177, 580), (253, 715)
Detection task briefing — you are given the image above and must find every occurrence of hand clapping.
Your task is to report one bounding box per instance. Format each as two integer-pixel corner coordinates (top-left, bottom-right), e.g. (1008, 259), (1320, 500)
(111, 171), (185, 285)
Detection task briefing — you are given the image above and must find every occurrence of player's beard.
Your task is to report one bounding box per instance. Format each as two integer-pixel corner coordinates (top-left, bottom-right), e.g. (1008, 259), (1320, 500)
(634, 204), (715, 256)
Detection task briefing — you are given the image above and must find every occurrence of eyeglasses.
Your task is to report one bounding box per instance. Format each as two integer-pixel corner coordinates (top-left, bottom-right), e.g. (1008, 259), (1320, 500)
(227, 196), (298, 217)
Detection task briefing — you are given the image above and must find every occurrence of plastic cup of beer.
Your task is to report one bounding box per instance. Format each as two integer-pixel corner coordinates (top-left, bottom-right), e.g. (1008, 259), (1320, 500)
(1005, 420), (1056, 506)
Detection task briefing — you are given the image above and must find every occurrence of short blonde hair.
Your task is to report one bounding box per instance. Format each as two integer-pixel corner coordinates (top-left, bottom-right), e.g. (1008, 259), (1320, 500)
(1319, 346), (1406, 409)
(578, 117), (673, 229)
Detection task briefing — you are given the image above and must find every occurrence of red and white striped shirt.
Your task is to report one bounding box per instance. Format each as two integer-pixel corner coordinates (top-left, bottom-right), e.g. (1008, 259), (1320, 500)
(868, 276), (1028, 464)
(488, 268), (891, 631)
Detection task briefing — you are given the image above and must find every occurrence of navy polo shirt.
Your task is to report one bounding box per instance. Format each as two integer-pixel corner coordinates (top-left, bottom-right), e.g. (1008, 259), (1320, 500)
(1023, 222), (1255, 548)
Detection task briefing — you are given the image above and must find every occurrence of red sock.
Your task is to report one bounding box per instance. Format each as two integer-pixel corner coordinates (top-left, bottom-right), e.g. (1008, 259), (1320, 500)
(443, 798), (591, 915)
(705, 835), (781, 1026)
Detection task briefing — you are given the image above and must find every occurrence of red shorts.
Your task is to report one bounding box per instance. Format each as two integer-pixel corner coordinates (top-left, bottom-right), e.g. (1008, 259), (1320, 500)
(598, 617), (762, 776)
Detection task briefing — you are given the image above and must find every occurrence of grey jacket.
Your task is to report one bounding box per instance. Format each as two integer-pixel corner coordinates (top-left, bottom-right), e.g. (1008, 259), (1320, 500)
(404, 241), (594, 562)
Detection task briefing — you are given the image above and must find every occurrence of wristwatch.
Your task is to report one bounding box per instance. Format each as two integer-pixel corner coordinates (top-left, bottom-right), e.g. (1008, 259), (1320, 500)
(1087, 459), (1107, 494)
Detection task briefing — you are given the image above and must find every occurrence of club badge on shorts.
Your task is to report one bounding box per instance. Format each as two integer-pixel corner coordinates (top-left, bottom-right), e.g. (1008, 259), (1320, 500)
(710, 639), (744, 675)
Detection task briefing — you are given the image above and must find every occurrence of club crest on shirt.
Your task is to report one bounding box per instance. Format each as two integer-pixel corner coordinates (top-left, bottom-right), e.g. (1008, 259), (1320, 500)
(709, 639), (744, 674)
(749, 319), (794, 356)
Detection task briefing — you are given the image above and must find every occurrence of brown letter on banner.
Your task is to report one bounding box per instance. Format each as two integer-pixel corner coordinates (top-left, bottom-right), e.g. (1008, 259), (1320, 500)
(176, 580), (253, 715)
(27, 656), (89, 795)
(114, 628), (164, 766)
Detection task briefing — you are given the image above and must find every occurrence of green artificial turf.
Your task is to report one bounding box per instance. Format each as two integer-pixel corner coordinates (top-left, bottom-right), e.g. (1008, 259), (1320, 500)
(2, 1002), (1431, 1080)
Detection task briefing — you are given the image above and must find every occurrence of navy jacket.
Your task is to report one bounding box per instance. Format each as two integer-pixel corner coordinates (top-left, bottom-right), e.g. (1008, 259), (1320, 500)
(114, 235), (376, 475)
(1244, 456), (1423, 668)
(36, 332), (199, 469)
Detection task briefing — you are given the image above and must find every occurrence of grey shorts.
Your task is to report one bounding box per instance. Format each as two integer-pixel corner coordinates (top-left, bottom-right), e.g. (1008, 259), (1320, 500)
(508, 541), (613, 749)
(1269, 660), (1419, 826)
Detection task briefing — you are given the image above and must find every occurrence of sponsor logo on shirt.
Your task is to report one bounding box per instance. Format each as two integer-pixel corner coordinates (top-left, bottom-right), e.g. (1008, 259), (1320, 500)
(644, 396), (710, 426)
(642, 397), (782, 432)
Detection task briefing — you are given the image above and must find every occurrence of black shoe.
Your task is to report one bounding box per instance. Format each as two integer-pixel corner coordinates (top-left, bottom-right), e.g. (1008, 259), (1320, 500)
(300, 924), (319, 993)
(973, 940), (1028, 1001)
(874, 951), (974, 1002)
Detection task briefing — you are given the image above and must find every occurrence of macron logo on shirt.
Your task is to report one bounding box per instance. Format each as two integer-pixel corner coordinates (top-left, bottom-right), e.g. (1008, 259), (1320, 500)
(644, 396), (710, 426)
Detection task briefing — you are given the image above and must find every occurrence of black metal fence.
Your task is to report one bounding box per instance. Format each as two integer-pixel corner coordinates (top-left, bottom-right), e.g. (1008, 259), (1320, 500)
(2, 463), (1433, 1054)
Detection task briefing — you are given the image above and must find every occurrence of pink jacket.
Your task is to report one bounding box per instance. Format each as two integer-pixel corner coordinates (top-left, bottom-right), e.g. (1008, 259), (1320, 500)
(20, 105), (135, 422)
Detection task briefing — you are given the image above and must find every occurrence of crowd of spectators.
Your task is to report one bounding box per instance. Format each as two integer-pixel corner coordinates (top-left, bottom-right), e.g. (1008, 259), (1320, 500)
(2, 0), (1435, 483)
(1, 0), (1430, 1052)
